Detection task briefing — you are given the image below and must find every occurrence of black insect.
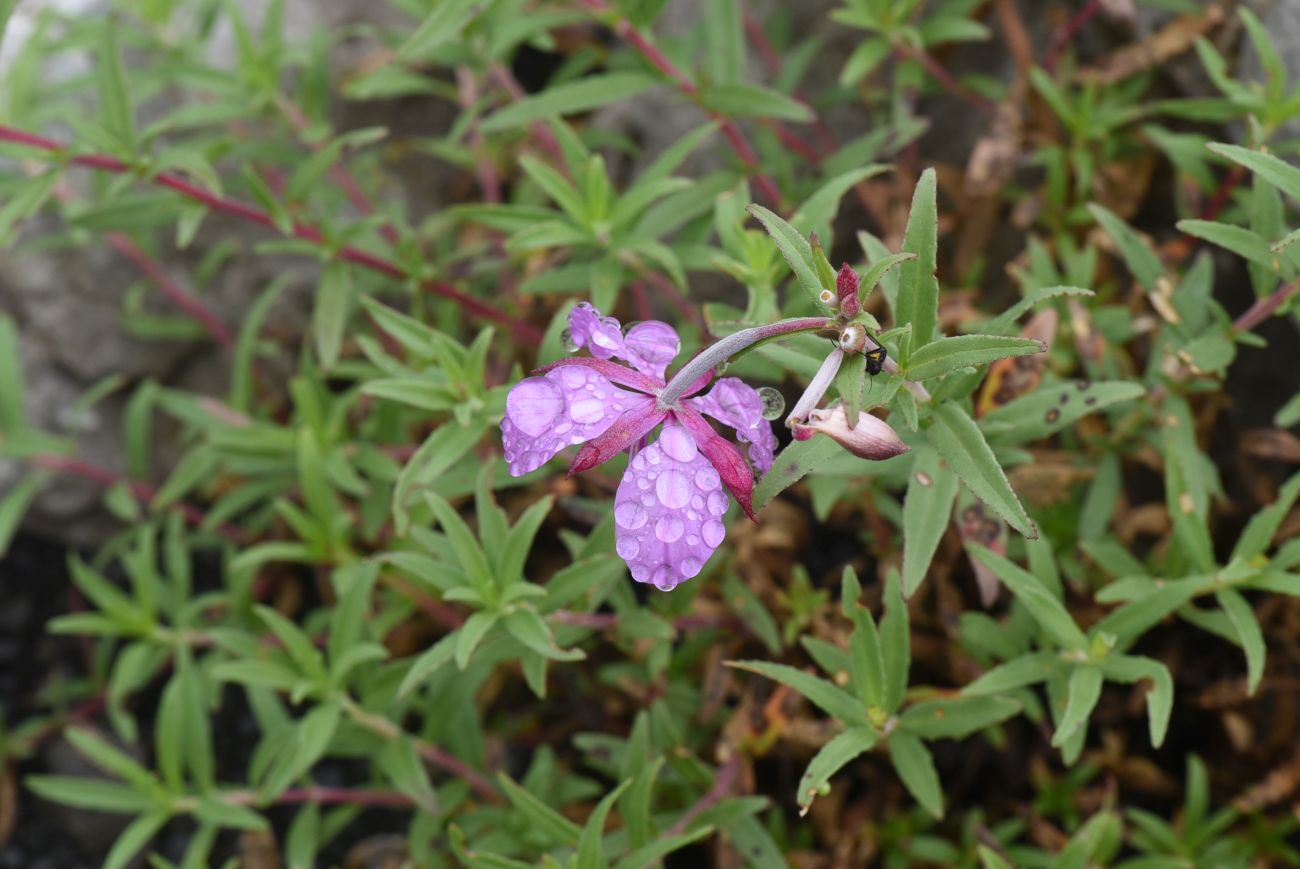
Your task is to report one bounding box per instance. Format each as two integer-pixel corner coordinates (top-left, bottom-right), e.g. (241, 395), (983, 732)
(864, 343), (887, 376)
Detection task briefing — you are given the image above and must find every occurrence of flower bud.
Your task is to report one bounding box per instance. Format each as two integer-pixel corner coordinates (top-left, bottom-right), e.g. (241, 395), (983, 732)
(836, 263), (861, 317)
(791, 403), (909, 461)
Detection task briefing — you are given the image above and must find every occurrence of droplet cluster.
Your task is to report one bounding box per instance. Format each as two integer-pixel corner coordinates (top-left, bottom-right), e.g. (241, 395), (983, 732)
(501, 366), (634, 475)
(614, 424), (730, 590)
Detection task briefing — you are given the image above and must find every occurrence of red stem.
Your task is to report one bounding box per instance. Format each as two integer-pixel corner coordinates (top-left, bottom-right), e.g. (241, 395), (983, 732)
(580, 0), (784, 207)
(30, 454), (240, 540)
(107, 234), (234, 348)
(1233, 280), (1300, 333)
(666, 756), (739, 836)
(0, 125), (542, 343)
(1046, 0), (1103, 72)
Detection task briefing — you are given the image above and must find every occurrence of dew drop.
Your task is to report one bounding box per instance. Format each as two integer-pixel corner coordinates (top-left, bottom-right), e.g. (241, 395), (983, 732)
(703, 520), (726, 548)
(560, 328), (580, 353)
(680, 557), (702, 578)
(757, 386), (785, 420)
(655, 515), (684, 543)
(714, 360), (730, 376)
(616, 536), (640, 559)
(615, 502), (647, 530)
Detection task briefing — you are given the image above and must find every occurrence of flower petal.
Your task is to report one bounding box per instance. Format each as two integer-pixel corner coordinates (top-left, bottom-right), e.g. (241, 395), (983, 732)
(686, 377), (778, 473)
(674, 405), (755, 520)
(501, 366), (639, 476)
(568, 301), (624, 359)
(613, 422), (730, 591)
(621, 321), (680, 380)
(568, 399), (665, 476)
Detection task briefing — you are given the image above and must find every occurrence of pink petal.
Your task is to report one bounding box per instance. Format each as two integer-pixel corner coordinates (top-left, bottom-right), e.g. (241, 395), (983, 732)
(532, 357), (661, 395)
(674, 405), (755, 520)
(568, 302), (624, 359)
(686, 378), (778, 473)
(621, 321), (680, 380)
(501, 367), (639, 476)
(568, 399), (666, 476)
(614, 422), (730, 591)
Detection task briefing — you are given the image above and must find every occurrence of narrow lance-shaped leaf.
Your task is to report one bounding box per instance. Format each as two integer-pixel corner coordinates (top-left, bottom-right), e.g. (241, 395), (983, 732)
(969, 546), (1089, 650)
(901, 447), (959, 597)
(1052, 665), (1103, 747)
(747, 204), (832, 312)
(895, 169), (939, 360)
(796, 727), (878, 811)
(904, 335), (1044, 382)
(927, 402), (1036, 538)
(887, 731), (943, 819)
(1099, 654), (1173, 747)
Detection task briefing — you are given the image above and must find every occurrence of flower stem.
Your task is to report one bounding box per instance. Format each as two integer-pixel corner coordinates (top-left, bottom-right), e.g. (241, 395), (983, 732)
(657, 318), (829, 407)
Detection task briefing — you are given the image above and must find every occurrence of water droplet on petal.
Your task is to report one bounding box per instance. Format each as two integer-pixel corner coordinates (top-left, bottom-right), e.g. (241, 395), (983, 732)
(615, 502), (647, 529)
(757, 386), (785, 420)
(561, 328), (580, 353)
(680, 557), (702, 577)
(656, 469), (691, 509)
(616, 536), (640, 559)
(703, 520), (726, 548)
(655, 515), (684, 543)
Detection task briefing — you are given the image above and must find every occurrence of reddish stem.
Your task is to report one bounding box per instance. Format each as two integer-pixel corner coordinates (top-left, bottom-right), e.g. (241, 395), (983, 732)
(1046, 0), (1103, 72)
(0, 125), (541, 343)
(107, 234), (234, 348)
(667, 756), (740, 836)
(1233, 281), (1300, 333)
(579, 0), (784, 207)
(489, 63), (568, 169)
(30, 454), (240, 540)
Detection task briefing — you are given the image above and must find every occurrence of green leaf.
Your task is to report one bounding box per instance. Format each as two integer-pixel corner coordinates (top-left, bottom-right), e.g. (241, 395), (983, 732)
(752, 435), (841, 511)
(103, 811), (167, 869)
(98, 22), (134, 149)
(398, 0), (488, 60)
(1233, 469), (1300, 561)
(1177, 219), (1277, 268)
(480, 73), (659, 132)
(748, 204), (830, 311)
(981, 381), (1146, 444)
(0, 315), (23, 433)
(1216, 589), (1265, 695)
(727, 660), (869, 725)
(879, 570), (910, 712)
(504, 608), (584, 662)
(1088, 204), (1164, 291)
(1092, 578), (1204, 646)
(393, 423), (484, 535)
(887, 731), (943, 819)
(427, 493), (493, 594)
(969, 547), (1088, 650)
(254, 604), (326, 682)
(904, 335), (1043, 381)
(613, 828), (715, 869)
(0, 169), (57, 248)
(24, 776), (153, 813)
(963, 652), (1057, 696)
(1052, 665), (1103, 747)
(1209, 143), (1300, 203)
(796, 727), (878, 809)
(901, 447), (960, 596)
(899, 695), (1020, 739)
(895, 169), (939, 359)
(703, 0), (744, 83)
(1098, 655), (1172, 747)
(985, 285), (1094, 331)
(455, 611), (500, 669)
(857, 252), (916, 300)
(699, 82), (814, 122)
(313, 262), (352, 370)
(577, 780), (632, 869)
(66, 727), (156, 790)
(791, 165), (889, 242)
(0, 471), (45, 556)
(927, 402), (1036, 538)
(497, 773), (582, 845)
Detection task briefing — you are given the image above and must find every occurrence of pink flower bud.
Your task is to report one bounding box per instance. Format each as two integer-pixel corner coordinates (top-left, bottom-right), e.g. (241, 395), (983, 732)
(836, 264), (861, 317)
(791, 403), (909, 461)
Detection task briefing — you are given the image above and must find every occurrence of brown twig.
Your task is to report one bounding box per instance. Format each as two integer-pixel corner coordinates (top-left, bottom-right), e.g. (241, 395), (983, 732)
(0, 125), (542, 343)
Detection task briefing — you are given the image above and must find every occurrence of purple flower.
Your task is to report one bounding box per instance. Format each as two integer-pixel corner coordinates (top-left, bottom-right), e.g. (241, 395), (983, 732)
(502, 303), (777, 591)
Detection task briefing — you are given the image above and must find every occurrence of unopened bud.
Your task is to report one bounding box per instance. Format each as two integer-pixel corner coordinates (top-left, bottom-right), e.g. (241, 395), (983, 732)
(836, 263), (861, 317)
(790, 403), (909, 461)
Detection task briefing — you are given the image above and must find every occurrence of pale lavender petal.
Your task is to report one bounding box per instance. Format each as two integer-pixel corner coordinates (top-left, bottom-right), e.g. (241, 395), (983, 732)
(502, 366), (637, 476)
(621, 321), (679, 380)
(613, 423), (729, 591)
(568, 302), (624, 360)
(686, 377), (779, 473)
